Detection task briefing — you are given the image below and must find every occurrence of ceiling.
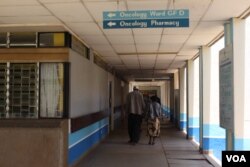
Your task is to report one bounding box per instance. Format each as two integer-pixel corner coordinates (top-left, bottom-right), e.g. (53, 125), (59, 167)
(0, 0), (249, 81)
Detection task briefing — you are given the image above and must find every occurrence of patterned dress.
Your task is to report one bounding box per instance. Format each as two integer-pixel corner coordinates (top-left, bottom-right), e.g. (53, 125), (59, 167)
(148, 117), (160, 137)
(147, 101), (161, 137)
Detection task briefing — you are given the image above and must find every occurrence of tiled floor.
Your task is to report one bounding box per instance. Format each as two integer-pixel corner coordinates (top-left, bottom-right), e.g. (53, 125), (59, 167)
(75, 119), (216, 167)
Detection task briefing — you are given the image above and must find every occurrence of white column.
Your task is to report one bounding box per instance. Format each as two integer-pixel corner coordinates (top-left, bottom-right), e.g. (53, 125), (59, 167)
(187, 60), (199, 141)
(179, 67), (187, 131)
(222, 18), (250, 150)
(174, 71), (179, 89)
(170, 77), (175, 122)
(160, 81), (166, 107)
(174, 71), (179, 126)
(160, 82), (167, 117)
(244, 17), (250, 149)
(108, 73), (114, 131)
(200, 46), (226, 154)
(231, 18), (250, 150)
(165, 81), (171, 117)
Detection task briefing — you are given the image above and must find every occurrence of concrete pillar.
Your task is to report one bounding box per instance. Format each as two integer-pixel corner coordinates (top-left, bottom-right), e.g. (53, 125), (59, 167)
(222, 21), (234, 151)
(187, 60), (199, 142)
(224, 18), (250, 150)
(164, 81), (171, 118)
(160, 82), (168, 118)
(170, 77), (175, 122)
(108, 73), (114, 131)
(199, 50), (203, 152)
(200, 46), (226, 156)
(179, 67), (187, 131)
(160, 82), (165, 106)
(174, 71), (180, 126)
(174, 71), (179, 89)
(244, 17), (250, 150)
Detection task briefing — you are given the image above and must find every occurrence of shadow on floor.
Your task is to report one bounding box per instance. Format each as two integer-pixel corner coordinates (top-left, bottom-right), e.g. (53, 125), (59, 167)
(74, 119), (215, 167)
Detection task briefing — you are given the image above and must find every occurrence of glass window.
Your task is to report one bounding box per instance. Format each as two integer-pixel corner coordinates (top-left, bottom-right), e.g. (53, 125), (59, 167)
(9, 32), (37, 48)
(0, 63), (7, 117)
(40, 63), (65, 118)
(0, 33), (7, 48)
(94, 54), (108, 70)
(9, 63), (39, 118)
(39, 32), (66, 47)
(71, 36), (89, 59)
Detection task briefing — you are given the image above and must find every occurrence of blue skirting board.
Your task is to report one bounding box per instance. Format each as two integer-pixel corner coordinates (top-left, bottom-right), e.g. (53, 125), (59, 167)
(68, 118), (109, 165)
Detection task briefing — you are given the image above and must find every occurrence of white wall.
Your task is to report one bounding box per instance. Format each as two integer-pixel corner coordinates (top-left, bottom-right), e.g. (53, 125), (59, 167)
(123, 82), (129, 105)
(69, 50), (109, 118)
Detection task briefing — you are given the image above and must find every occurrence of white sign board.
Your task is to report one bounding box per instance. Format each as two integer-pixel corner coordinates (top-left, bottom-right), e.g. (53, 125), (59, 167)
(219, 44), (234, 131)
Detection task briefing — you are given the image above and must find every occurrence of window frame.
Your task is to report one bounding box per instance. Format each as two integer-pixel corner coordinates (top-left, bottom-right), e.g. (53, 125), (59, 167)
(38, 32), (71, 48)
(39, 62), (69, 119)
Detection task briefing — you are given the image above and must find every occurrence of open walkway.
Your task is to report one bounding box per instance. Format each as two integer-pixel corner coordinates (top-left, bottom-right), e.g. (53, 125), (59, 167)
(75, 120), (216, 167)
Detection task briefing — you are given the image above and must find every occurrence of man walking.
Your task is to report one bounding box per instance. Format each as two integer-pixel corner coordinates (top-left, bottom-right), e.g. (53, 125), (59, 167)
(126, 86), (145, 145)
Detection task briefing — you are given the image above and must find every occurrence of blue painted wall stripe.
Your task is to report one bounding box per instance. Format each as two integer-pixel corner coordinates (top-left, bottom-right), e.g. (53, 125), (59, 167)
(180, 113), (186, 121)
(200, 124), (226, 161)
(203, 137), (226, 161)
(188, 127), (199, 142)
(203, 124), (225, 138)
(179, 121), (187, 130)
(235, 138), (250, 150)
(188, 117), (199, 127)
(69, 118), (108, 147)
(68, 125), (109, 165)
(69, 123), (108, 149)
(68, 118), (109, 165)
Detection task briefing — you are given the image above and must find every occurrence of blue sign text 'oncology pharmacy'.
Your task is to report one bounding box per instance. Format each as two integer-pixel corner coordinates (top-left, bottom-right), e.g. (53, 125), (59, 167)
(103, 19), (189, 29)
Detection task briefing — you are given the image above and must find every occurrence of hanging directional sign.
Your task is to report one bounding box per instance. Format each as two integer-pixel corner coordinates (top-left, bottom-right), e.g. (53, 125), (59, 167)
(103, 19), (189, 29)
(103, 10), (189, 20)
(103, 9), (189, 29)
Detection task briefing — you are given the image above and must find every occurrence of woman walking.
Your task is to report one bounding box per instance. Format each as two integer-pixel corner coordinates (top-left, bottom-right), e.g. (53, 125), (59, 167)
(147, 97), (161, 145)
